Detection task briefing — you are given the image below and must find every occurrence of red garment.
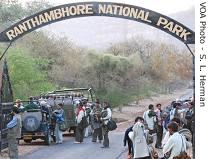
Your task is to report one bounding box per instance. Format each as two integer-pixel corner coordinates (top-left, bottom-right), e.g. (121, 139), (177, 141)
(76, 107), (85, 116)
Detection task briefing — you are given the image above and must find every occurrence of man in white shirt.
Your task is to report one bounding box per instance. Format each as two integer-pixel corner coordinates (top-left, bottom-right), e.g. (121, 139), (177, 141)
(162, 118), (181, 147)
(163, 122), (191, 159)
(143, 104), (156, 135)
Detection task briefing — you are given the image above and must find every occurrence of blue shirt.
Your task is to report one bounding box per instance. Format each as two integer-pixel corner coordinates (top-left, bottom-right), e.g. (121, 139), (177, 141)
(7, 116), (18, 129)
(56, 113), (64, 122)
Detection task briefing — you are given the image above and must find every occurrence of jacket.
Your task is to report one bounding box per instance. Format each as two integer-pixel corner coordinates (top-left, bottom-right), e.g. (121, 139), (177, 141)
(129, 122), (150, 158)
(7, 115), (21, 139)
(124, 126), (133, 146)
(143, 110), (156, 130)
(54, 109), (64, 123)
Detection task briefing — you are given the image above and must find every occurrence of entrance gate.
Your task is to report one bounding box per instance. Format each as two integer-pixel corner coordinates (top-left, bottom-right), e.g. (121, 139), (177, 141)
(0, 1), (195, 151)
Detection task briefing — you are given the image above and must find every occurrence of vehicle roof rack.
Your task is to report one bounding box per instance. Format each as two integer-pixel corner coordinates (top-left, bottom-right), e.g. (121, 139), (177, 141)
(47, 88), (92, 94)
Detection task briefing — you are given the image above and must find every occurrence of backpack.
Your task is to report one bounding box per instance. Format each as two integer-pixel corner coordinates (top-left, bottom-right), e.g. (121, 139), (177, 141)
(79, 115), (89, 129)
(59, 121), (67, 132)
(148, 110), (156, 118)
(107, 118), (117, 131)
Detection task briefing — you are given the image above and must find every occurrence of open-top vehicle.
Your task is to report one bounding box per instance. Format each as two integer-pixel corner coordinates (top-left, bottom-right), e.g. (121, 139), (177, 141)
(45, 88), (95, 134)
(20, 101), (54, 145)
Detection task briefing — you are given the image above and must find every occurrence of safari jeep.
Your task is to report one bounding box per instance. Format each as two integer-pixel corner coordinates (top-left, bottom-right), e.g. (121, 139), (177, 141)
(21, 105), (54, 145)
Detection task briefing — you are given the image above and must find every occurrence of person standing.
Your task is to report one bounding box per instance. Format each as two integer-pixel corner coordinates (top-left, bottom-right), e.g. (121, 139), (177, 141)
(91, 101), (103, 143)
(7, 107), (21, 159)
(124, 117), (145, 159)
(101, 101), (112, 148)
(53, 103), (64, 144)
(14, 99), (23, 143)
(83, 100), (92, 138)
(162, 122), (191, 159)
(74, 102), (85, 143)
(129, 118), (150, 159)
(155, 103), (163, 149)
(143, 104), (156, 135)
(169, 102), (185, 120)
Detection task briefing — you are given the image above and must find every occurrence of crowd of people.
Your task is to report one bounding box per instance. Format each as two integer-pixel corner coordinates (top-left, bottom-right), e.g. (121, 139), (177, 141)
(123, 98), (194, 159)
(5, 97), (113, 159)
(74, 100), (112, 149)
(5, 94), (194, 159)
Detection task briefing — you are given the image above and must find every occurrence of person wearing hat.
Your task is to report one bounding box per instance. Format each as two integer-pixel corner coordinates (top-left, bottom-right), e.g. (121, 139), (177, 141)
(53, 103), (64, 144)
(7, 106), (21, 159)
(14, 99), (24, 111)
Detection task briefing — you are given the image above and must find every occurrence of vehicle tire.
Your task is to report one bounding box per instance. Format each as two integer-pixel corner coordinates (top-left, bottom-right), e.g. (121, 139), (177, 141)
(45, 130), (51, 145)
(24, 139), (32, 143)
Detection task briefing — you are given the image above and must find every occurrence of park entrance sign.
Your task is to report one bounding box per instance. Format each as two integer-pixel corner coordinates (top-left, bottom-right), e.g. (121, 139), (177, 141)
(0, 1), (195, 44)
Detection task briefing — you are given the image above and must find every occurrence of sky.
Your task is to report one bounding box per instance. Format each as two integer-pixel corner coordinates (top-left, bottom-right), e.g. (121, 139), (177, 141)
(17, 0), (195, 49)
(19, 0), (195, 14)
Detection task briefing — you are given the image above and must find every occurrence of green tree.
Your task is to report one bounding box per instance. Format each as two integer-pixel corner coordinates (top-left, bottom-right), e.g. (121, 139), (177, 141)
(6, 47), (56, 100)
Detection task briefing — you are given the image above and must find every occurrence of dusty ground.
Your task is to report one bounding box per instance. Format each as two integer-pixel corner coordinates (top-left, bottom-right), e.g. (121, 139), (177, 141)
(0, 88), (193, 159)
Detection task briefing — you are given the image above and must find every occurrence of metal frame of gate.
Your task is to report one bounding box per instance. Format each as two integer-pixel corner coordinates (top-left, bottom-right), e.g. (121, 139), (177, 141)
(0, 59), (13, 152)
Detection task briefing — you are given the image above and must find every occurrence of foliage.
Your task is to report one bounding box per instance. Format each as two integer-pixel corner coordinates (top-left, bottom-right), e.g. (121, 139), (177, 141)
(24, 0), (51, 15)
(0, 1), (193, 107)
(0, 0), (52, 30)
(0, 0), (24, 29)
(6, 47), (56, 100)
(96, 84), (156, 107)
